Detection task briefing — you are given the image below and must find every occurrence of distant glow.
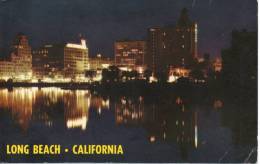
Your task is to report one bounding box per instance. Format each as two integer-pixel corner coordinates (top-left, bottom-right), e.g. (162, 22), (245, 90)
(121, 98), (127, 105)
(194, 111), (198, 148)
(136, 66), (144, 74)
(168, 75), (178, 83)
(150, 136), (156, 143)
(195, 23), (198, 43)
(176, 97), (182, 104)
(182, 105), (185, 112)
(213, 100), (223, 109)
(163, 132), (166, 140)
(31, 79), (38, 83)
(195, 125), (198, 148)
(101, 64), (110, 69)
(149, 75), (158, 83)
(102, 100), (110, 108)
(119, 66), (132, 72)
(44, 45), (53, 48)
(98, 107), (102, 115)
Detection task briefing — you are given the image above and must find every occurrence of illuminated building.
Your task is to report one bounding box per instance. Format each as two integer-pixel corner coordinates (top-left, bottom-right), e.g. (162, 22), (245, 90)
(0, 34), (32, 81)
(32, 37), (89, 81)
(146, 8), (198, 73)
(115, 40), (146, 70)
(64, 38), (89, 79)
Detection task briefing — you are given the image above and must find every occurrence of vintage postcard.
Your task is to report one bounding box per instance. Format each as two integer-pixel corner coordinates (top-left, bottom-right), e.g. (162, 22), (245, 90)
(0, 0), (257, 163)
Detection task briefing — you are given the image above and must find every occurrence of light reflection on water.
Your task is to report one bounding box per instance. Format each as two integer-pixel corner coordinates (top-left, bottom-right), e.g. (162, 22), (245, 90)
(0, 88), (112, 131)
(0, 87), (256, 162)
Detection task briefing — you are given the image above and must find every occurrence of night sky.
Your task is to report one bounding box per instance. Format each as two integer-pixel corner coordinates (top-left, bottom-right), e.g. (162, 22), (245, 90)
(0, 0), (257, 58)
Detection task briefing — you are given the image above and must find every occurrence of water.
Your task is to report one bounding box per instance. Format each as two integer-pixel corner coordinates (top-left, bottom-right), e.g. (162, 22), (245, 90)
(0, 87), (257, 162)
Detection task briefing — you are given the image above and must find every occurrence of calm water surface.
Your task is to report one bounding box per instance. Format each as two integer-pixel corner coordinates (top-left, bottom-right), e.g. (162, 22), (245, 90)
(0, 87), (257, 162)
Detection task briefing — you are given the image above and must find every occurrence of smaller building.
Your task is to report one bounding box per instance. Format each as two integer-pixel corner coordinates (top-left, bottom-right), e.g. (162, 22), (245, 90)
(89, 54), (113, 70)
(115, 40), (146, 70)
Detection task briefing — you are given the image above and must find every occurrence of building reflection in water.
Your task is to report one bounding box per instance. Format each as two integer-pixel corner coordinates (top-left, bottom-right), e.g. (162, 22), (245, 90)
(114, 96), (198, 159)
(0, 88), (94, 131)
(0, 88), (37, 131)
(63, 90), (90, 130)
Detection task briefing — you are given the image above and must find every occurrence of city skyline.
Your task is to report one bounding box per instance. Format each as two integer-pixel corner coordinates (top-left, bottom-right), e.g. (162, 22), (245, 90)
(0, 0), (257, 58)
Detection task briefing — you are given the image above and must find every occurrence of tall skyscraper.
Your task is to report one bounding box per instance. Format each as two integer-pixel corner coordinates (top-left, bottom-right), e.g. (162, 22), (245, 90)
(146, 8), (198, 73)
(115, 40), (146, 70)
(11, 33), (33, 80)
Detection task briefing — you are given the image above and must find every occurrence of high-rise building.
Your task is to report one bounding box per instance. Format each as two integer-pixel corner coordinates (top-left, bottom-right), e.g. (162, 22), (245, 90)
(32, 38), (89, 81)
(0, 33), (32, 81)
(115, 40), (146, 70)
(146, 8), (198, 73)
(64, 39), (89, 78)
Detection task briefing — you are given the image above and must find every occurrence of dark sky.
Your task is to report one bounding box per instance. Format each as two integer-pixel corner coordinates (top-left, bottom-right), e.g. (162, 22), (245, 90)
(0, 0), (257, 58)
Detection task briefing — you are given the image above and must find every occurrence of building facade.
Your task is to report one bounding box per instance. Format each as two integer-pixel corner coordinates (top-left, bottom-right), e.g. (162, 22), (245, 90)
(146, 8), (198, 73)
(115, 40), (146, 70)
(64, 39), (89, 78)
(0, 61), (14, 81)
